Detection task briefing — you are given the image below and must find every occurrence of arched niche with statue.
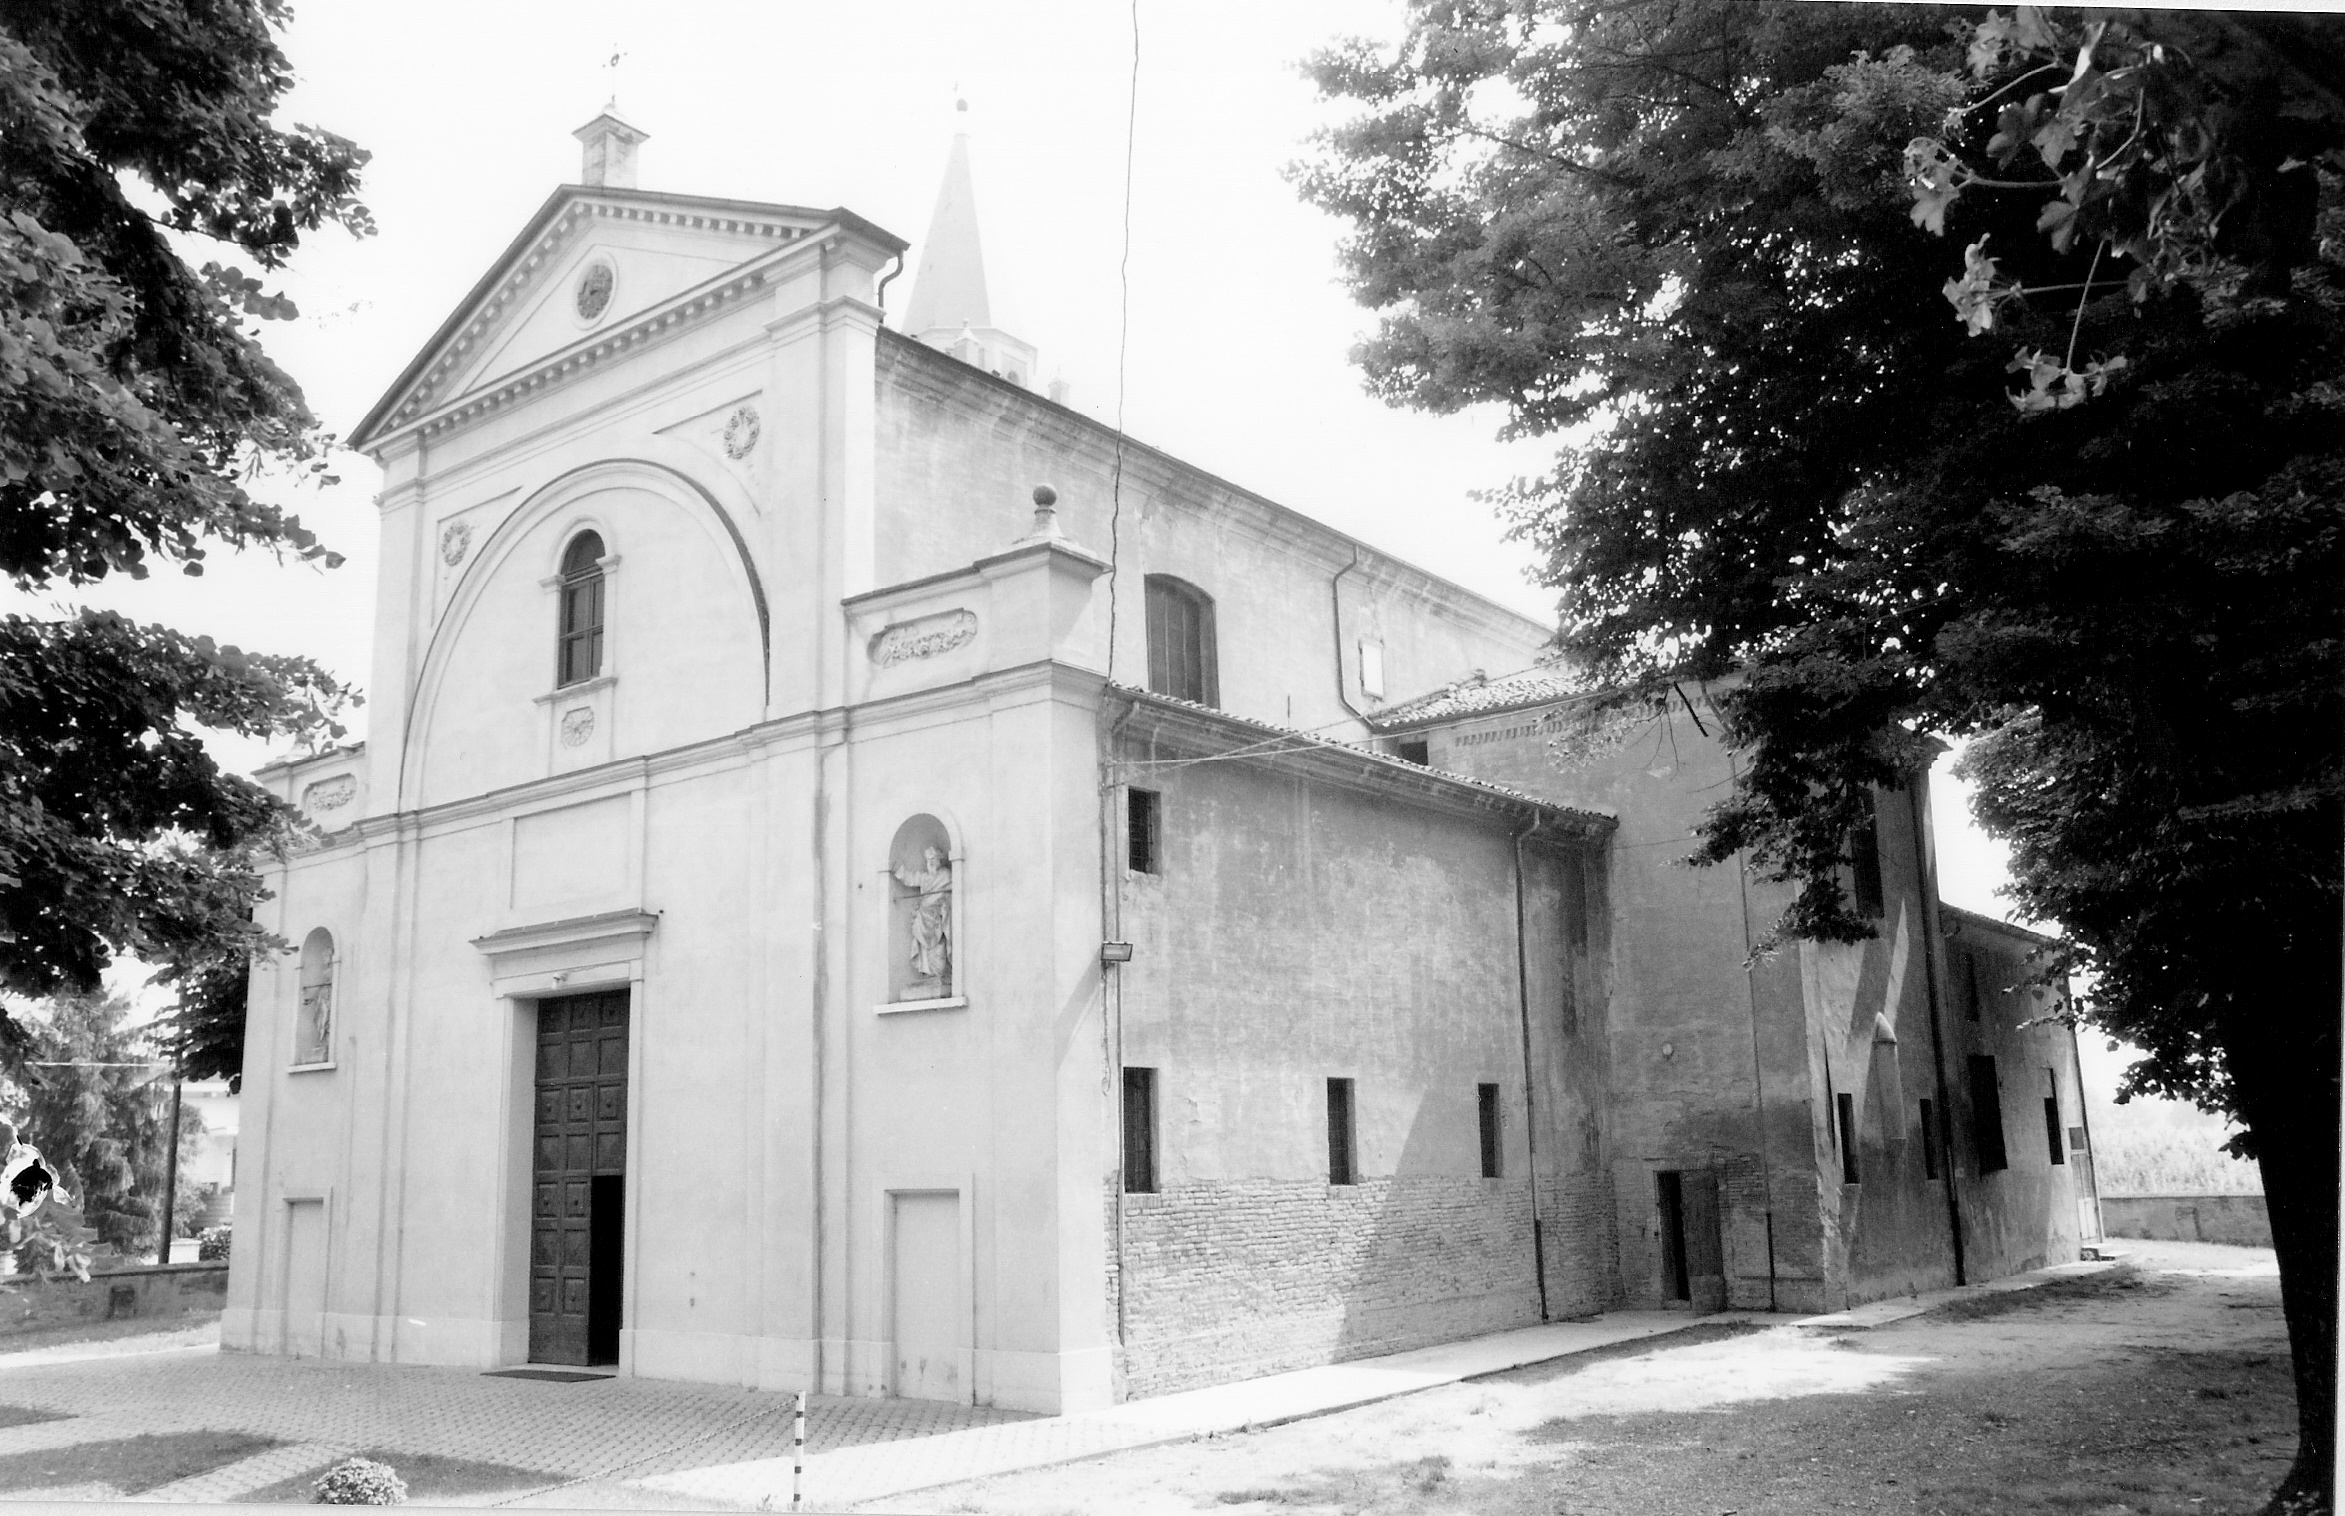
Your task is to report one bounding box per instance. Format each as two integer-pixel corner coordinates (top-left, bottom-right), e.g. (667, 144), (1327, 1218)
(884, 814), (964, 1010)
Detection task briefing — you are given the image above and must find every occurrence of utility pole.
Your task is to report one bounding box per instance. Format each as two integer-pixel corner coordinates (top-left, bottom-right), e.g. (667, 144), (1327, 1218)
(155, 1069), (184, 1266)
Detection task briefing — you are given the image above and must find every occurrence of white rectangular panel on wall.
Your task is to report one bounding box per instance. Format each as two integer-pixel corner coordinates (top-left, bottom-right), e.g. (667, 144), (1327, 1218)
(283, 1199), (328, 1358)
(890, 1193), (961, 1402)
(511, 795), (630, 911)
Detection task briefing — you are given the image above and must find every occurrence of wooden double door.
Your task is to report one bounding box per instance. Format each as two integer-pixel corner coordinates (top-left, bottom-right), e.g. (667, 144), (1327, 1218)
(530, 991), (629, 1366)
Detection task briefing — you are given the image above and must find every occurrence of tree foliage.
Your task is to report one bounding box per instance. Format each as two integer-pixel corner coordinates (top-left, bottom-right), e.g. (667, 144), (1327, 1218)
(1301, 4), (2342, 1508)
(10, 990), (196, 1259)
(0, 0), (370, 1069)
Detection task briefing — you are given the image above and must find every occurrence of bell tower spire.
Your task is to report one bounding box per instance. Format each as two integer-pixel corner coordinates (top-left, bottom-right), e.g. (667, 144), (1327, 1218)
(903, 98), (1038, 389)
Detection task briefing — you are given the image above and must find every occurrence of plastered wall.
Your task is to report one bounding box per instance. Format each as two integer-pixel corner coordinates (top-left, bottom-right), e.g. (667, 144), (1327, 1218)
(1107, 731), (1610, 1393)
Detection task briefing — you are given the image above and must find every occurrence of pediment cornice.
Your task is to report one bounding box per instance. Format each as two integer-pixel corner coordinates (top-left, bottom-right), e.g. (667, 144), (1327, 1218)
(350, 187), (902, 452)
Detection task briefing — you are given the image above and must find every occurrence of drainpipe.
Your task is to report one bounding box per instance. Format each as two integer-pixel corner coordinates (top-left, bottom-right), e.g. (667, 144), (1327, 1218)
(1907, 773), (1968, 1286)
(1726, 753), (1779, 1312)
(1099, 691), (1140, 1345)
(1330, 546), (1370, 728)
(874, 253), (905, 321)
(1513, 816), (1552, 1322)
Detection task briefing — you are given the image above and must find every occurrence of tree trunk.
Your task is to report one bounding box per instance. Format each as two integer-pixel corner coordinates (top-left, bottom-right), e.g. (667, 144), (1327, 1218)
(2228, 981), (2340, 1515)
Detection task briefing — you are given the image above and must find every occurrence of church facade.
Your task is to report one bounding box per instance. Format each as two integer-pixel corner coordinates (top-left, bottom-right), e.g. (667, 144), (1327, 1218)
(223, 114), (2094, 1412)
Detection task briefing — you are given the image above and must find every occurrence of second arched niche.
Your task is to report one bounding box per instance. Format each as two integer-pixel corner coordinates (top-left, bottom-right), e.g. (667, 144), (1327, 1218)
(887, 815), (955, 1003)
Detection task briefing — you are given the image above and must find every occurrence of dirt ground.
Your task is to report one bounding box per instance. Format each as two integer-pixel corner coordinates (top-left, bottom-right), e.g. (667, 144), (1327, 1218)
(857, 1240), (2294, 1516)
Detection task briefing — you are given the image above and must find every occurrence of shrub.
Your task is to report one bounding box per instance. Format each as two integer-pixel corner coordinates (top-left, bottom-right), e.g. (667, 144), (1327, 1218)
(313, 1457), (406, 1505)
(196, 1227), (231, 1263)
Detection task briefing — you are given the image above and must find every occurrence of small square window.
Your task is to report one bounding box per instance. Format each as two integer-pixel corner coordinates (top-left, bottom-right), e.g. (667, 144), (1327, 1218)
(1127, 788), (1161, 875)
(1396, 738), (1429, 766)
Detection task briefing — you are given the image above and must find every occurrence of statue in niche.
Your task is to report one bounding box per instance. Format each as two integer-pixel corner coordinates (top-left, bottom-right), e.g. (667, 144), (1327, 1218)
(894, 845), (953, 995)
(298, 980), (332, 1064)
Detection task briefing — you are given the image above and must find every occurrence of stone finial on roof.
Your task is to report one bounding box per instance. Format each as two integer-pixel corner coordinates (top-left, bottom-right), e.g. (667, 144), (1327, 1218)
(574, 106), (649, 189)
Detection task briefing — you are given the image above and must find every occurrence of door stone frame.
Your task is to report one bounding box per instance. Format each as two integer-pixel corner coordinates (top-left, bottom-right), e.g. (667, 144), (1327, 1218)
(476, 910), (656, 1374)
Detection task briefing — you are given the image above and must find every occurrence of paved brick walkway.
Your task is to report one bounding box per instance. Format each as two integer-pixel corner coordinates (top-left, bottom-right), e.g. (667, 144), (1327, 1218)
(0, 1348), (1030, 1507)
(0, 1264), (2103, 1509)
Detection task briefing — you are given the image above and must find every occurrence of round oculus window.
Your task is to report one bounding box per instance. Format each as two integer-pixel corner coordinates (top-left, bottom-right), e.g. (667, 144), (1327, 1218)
(574, 262), (614, 321)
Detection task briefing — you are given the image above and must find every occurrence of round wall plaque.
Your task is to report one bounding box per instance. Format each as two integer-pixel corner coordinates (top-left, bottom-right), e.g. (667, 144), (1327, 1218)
(575, 262), (614, 321)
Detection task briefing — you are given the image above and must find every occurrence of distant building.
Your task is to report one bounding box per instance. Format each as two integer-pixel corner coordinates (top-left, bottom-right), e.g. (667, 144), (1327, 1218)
(225, 110), (2091, 1411)
(1370, 671), (2098, 1311)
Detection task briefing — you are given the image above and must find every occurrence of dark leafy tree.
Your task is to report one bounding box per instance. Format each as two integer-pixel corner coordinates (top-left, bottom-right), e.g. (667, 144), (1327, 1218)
(1299, 5), (2342, 1508)
(0, 0), (369, 1071)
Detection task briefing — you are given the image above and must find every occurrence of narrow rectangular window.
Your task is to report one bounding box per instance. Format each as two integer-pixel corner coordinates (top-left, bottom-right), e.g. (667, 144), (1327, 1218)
(1358, 641), (1385, 701)
(2044, 1069), (2065, 1165)
(1122, 1067), (1157, 1194)
(1969, 1054), (2008, 1173)
(1326, 1077), (1356, 1186)
(1477, 1083), (1502, 1179)
(1837, 1091), (1860, 1184)
(1849, 794), (1885, 919)
(1126, 788), (1160, 875)
(1919, 1097), (1941, 1180)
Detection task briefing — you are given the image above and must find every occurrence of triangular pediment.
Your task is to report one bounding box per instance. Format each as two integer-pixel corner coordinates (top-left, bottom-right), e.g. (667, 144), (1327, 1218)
(351, 187), (839, 449)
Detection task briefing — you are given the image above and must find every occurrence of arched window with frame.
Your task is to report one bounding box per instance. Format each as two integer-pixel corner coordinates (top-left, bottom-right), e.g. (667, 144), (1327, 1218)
(295, 928), (335, 1066)
(1144, 575), (1218, 708)
(557, 531), (607, 687)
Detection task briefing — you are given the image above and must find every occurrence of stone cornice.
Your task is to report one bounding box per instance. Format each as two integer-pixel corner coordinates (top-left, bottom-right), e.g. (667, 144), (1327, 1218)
(1938, 902), (2063, 952)
(351, 187), (854, 449)
(311, 663), (1102, 841)
(1108, 686), (1613, 838)
(357, 195), (904, 454)
(471, 907), (659, 957)
(367, 236), (813, 454)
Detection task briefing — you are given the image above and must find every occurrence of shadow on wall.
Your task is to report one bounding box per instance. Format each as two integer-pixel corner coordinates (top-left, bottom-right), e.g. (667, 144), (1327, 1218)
(1331, 1085), (1545, 1363)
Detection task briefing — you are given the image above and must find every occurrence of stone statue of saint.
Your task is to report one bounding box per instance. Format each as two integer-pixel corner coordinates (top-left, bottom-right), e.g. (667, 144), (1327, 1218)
(300, 982), (332, 1064)
(894, 845), (953, 990)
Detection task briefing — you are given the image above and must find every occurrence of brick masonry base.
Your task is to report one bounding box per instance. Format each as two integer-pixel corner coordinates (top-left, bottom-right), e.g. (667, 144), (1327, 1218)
(1114, 1174), (1614, 1398)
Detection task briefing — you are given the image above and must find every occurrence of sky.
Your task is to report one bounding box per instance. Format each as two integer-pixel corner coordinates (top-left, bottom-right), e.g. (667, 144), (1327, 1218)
(18, 0), (2198, 1113)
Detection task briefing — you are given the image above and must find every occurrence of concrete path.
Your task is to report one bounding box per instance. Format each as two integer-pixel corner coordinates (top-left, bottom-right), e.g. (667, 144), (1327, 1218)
(0, 1259), (2109, 1510)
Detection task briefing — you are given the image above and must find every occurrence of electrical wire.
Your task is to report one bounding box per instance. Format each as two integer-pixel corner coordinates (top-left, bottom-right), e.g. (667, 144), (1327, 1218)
(1105, 0), (1140, 681)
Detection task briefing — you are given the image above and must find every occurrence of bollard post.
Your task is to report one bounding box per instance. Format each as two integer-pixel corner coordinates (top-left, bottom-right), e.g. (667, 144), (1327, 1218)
(791, 1390), (806, 1510)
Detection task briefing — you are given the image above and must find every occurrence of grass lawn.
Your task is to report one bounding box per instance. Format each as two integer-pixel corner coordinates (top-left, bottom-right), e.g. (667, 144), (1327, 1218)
(0, 1430), (278, 1495)
(241, 1448), (557, 1504)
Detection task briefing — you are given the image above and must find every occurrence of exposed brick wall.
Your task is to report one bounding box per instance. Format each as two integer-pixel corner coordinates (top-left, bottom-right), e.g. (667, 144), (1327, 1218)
(1536, 1171), (1618, 1319)
(1117, 1176), (1544, 1397)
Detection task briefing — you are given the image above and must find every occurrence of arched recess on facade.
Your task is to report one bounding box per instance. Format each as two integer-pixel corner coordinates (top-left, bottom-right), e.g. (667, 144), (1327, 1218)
(401, 457), (772, 809)
(294, 927), (336, 1067)
(884, 810), (966, 1006)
